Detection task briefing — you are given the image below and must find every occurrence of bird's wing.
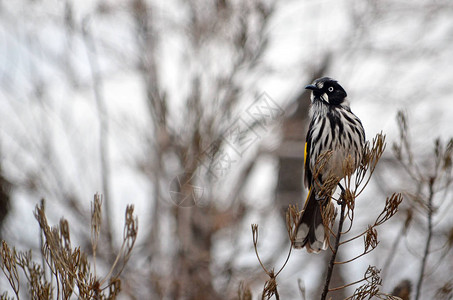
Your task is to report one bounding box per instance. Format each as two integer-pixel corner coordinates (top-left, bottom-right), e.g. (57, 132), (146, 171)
(304, 129), (313, 189)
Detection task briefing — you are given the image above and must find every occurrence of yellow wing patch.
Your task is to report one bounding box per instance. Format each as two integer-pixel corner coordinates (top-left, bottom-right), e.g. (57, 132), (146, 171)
(304, 142), (307, 167)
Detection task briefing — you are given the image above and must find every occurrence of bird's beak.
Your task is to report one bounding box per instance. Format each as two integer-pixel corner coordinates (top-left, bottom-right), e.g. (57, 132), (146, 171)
(305, 84), (318, 91)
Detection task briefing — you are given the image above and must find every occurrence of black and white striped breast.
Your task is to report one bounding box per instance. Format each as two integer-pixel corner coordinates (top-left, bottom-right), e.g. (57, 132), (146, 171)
(307, 102), (365, 184)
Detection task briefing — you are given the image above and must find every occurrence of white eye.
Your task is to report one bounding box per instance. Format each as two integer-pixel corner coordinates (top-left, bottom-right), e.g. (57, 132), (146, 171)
(328, 87), (334, 92)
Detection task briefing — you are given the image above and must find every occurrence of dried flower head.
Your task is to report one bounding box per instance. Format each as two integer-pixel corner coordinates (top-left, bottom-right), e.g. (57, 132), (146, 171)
(286, 205), (300, 244)
(435, 281), (453, 300)
(364, 226), (379, 253)
(375, 193), (403, 226)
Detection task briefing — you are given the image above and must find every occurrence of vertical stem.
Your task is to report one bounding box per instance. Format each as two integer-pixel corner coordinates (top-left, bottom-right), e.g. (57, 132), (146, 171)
(381, 223), (404, 280)
(415, 179), (434, 300)
(321, 199), (346, 300)
(38, 199), (47, 282)
(82, 20), (114, 257)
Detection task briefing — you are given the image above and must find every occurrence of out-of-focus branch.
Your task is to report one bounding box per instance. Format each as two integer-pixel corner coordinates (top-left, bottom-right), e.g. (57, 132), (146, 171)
(82, 18), (114, 257)
(393, 111), (453, 300)
(414, 178), (434, 300)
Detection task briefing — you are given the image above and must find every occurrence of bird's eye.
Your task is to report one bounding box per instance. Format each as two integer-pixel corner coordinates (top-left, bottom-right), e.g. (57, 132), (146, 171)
(328, 87), (334, 92)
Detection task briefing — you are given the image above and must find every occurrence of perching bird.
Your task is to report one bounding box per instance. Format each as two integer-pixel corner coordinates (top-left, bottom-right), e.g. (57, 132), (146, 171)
(294, 77), (365, 253)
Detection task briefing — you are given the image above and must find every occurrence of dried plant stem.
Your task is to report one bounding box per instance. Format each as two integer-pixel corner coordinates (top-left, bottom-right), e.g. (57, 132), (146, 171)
(39, 199), (47, 282)
(321, 197), (346, 300)
(334, 249), (374, 265)
(272, 287), (280, 300)
(329, 273), (372, 292)
(415, 179), (435, 300)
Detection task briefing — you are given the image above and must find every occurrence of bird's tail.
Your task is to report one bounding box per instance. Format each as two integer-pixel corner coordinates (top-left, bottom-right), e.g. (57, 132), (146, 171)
(294, 188), (329, 253)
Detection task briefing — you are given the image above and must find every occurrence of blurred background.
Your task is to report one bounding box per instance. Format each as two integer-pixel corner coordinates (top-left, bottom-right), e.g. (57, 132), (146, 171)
(0, 0), (453, 299)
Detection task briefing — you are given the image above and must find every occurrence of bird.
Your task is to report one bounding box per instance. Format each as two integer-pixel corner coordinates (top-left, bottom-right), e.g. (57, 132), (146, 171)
(294, 77), (365, 253)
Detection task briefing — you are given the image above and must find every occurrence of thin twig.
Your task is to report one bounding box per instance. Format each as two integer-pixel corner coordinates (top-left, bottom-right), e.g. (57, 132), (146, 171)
(329, 274), (371, 292)
(414, 178), (435, 300)
(321, 197), (346, 300)
(334, 248), (376, 265)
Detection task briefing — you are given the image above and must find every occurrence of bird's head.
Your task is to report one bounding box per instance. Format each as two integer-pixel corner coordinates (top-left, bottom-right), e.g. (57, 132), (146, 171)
(305, 77), (347, 106)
